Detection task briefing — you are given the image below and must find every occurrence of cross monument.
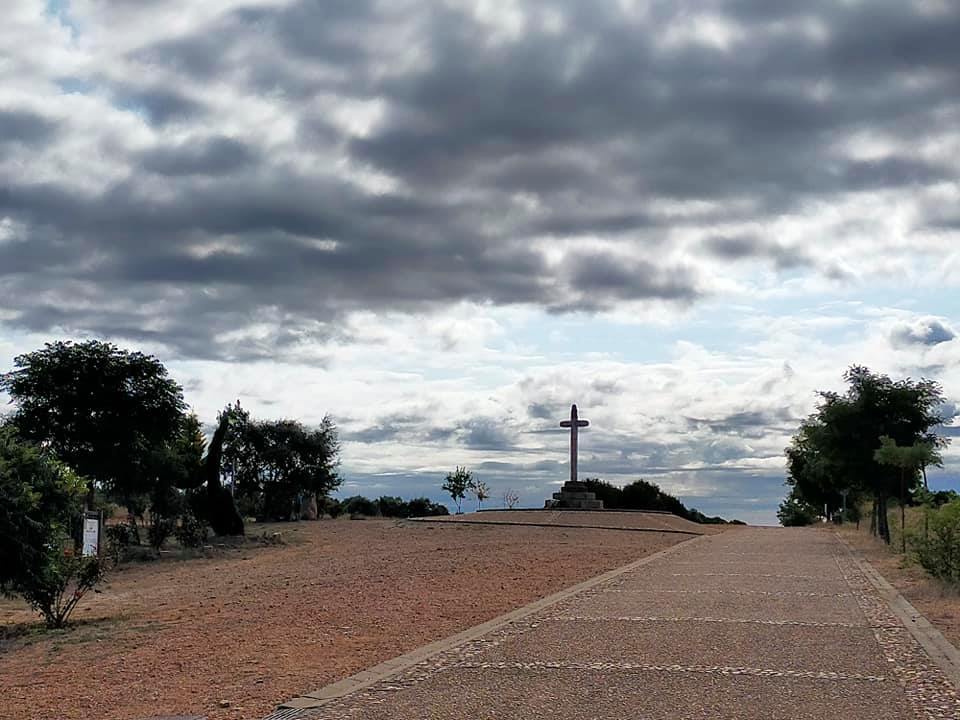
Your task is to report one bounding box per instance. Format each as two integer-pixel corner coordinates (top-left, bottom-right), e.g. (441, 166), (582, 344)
(559, 404), (589, 483)
(545, 404), (603, 509)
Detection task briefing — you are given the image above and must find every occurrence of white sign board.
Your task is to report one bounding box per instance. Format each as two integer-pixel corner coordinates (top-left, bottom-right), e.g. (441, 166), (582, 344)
(82, 515), (100, 557)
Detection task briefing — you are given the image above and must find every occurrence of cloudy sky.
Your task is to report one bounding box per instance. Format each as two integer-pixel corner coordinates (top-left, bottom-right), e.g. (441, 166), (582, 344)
(2, 0), (960, 524)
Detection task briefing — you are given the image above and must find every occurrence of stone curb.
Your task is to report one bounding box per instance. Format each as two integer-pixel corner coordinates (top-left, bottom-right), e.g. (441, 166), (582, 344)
(273, 533), (708, 712)
(408, 517), (703, 535)
(836, 533), (960, 690)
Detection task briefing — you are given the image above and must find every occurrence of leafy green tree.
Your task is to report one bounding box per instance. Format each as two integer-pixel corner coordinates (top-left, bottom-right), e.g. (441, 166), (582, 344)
(469, 479), (490, 511)
(0, 341), (186, 508)
(229, 416), (341, 520)
(875, 437), (942, 551)
(442, 466), (472, 514)
(377, 496), (410, 517)
(407, 497), (450, 517)
(777, 489), (819, 527)
(342, 495), (379, 516)
(784, 366), (947, 544)
(0, 427), (106, 627)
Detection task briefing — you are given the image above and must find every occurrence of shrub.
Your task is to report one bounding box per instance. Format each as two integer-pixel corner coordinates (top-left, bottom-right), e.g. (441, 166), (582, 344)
(343, 495), (379, 517)
(913, 499), (960, 584)
(321, 497), (344, 518)
(175, 510), (209, 548)
(105, 522), (135, 562)
(0, 427), (107, 627)
(20, 545), (107, 629)
(148, 515), (175, 551)
(407, 497), (449, 517)
(777, 493), (818, 527)
(377, 496), (411, 518)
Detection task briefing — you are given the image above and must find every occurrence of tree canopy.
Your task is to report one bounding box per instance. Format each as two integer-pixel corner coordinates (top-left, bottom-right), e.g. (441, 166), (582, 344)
(582, 477), (733, 524)
(442, 466), (472, 514)
(0, 341), (187, 506)
(783, 366), (948, 541)
(225, 412), (341, 521)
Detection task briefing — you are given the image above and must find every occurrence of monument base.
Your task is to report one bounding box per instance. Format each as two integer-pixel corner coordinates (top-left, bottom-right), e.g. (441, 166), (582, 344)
(545, 481), (604, 510)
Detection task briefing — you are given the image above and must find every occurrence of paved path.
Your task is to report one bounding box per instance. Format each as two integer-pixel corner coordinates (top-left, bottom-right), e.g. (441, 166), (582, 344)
(269, 528), (960, 719)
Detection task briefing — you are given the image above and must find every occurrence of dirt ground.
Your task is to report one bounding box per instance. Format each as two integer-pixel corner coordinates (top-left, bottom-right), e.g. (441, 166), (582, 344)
(0, 518), (688, 720)
(838, 524), (960, 648)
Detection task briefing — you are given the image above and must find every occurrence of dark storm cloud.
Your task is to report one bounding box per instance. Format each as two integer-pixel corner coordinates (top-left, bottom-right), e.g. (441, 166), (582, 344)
(891, 319), (956, 348)
(560, 253), (700, 309)
(3, 0), (960, 356)
(685, 408), (800, 439)
(110, 85), (207, 125)
(0, 109), (59, 146)
(701, 235), (812, 270)
(137, 137), (257, 176)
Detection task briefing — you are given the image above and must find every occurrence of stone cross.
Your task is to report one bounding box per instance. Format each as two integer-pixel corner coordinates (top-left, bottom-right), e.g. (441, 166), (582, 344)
(559, 404), (589, 483)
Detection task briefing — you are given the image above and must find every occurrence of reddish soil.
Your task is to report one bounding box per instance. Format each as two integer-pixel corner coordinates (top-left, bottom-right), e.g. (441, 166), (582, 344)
(838, 525), (960, 648)
(0, 518), (687, 720)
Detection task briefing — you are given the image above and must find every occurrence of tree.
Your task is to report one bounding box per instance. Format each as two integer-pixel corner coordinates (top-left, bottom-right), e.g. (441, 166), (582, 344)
(784, 366), (947, 544)
(874, 437), (942, 552)
(0, 341), (186, 508)
(502, 488), (520, 509)
(170, 404), (245, 536)
(777, 489), (818, 527)
(227, 415), (341, 521)
(377, 496), (410, 517)
(470, 479), (490, 511)
(407, 497), (450, 517)
(0, 427), (106, 628)
(442, 466), (471, 514)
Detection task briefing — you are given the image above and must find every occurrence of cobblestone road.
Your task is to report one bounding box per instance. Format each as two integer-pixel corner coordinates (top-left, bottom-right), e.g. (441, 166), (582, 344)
(269, 528), (960, 719)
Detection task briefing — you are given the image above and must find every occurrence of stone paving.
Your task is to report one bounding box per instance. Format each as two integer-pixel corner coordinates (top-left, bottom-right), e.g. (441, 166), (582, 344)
(267, 528), (960, 719)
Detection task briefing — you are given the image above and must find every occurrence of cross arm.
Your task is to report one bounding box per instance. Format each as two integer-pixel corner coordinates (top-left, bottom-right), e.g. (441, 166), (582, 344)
(560, 420), (572, 427)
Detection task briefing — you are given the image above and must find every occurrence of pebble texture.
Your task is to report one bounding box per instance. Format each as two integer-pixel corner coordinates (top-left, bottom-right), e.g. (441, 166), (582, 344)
(269, 528), (960, 719)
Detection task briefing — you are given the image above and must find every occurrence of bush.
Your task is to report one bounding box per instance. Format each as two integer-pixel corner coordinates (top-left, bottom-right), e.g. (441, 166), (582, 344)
(105, 522), (136, 562)
(148, 516), (175, 551)
(175, 510), (209, 548)
(407, 497), (449, 517)
(0, 427), (107, 627)
(377, 496), (410, 518)
(343, 495), (379, 517)
(913, 499), (960, 584)
(320, 497), (344, 518)
(20, 545), (107, 629)
(777, 494), (818, 526)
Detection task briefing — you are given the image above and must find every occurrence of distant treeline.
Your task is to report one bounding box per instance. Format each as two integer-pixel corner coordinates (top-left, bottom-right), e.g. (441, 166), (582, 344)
(582, 478), (742, 525)
(327, 495), (449, 519)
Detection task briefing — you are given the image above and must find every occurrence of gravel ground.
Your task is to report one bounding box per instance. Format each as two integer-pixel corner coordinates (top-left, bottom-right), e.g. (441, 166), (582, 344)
(837, 525), (960, 649)
(0, 517), (684, 720)
(285, 527), (960, 720)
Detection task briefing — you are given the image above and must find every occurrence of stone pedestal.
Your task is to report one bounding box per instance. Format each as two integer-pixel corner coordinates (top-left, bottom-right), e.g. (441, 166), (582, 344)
(545, 480), (604, 510)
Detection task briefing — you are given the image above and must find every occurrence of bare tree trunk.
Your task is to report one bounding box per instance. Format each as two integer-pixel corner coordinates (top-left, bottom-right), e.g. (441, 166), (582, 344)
(878, 494), (891, 545)
(900, 468), (907, 554)
(923, 464), (929, 542)
(870, 497), (877, 536)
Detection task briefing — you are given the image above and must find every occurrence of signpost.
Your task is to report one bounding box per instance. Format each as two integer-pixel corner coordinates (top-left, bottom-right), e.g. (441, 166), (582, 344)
(82, 510), (102, 557)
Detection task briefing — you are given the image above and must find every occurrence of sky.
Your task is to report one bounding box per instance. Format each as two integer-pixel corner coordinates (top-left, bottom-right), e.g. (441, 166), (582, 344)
(2, 0), (960, 525)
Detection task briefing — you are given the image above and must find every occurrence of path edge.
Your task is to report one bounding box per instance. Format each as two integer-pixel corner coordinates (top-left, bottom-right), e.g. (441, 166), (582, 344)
(836, 532), (960, 689)
(275, 532), (710, 711)
(408, 517), (702, 536)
